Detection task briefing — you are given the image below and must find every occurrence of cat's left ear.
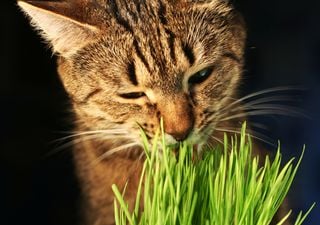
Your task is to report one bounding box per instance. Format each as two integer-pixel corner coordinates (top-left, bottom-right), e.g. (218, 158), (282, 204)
(18, 0), (102, 57)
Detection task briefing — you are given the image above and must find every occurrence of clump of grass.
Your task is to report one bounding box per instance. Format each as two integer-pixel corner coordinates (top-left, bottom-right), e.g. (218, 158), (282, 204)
(112, 123), (315, 225)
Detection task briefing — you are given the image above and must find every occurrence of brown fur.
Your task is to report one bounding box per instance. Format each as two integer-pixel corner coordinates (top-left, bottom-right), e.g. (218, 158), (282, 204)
(18, 0), (289, 224)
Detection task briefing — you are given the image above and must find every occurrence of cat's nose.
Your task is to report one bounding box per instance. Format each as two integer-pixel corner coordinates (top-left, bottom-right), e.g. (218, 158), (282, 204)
(165, 122), (193, 142)
(163, 106), (194, 141)
(158, 94), (194, 142)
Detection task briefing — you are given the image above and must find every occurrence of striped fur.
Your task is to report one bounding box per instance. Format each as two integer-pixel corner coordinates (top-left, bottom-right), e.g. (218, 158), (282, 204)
(19, 0), (249, 224)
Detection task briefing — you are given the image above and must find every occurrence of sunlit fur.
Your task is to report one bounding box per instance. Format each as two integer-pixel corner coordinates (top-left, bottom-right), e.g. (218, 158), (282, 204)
(19, 0), (294, 224)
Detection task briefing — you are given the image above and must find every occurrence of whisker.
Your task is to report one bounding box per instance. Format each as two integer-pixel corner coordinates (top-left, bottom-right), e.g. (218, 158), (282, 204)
(214, 127), (276, 147)
(51, 129), (129, 143)
(241, 103), (305, 112)
(220, 97), (298, 118)
(240, 96), (300, 108)
(242, 104), (308, 118)
(218, 86), (305, 114)
(249, 122), (269, 131)
(219, 108), (307, 122)
(138, 151), (146, 161)
(200, 125), (225, 147)
(46, 135), (100, 157)
(208, 135), (234, 151)
(47, 133), (134, 157)
(55, 129), (129, 137)
(91, 142), (141, 165)
(209, 135), (225, 146)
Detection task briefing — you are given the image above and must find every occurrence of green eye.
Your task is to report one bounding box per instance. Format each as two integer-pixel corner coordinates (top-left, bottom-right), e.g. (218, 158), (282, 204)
(188, 67), (214, 84)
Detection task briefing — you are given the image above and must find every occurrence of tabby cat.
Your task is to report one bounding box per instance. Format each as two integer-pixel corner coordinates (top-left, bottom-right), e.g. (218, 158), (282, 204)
(18, 0), (289, 224)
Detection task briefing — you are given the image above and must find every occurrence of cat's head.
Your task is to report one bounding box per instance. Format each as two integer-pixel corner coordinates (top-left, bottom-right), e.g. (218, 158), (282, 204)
(19, 0), (246, 146)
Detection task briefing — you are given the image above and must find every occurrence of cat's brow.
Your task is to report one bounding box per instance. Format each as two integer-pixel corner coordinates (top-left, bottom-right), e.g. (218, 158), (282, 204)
(158, 0), (177, 64)
(182, 44), (195, 65)
(165, 28), (177, 64)
(133, 40), (151, 72)
(127, 62), (138, 86)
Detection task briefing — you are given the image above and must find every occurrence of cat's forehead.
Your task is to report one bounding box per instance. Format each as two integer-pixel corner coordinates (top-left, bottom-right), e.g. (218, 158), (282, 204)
(102, 0), (232, 33)
(97, 0), (235, 83)
(69, 0), (243, 90)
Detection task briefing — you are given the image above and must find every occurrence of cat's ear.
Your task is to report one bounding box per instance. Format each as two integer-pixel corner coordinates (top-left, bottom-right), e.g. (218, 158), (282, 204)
(176, 0), (232, 13)
(18, 0), (101, 56)
(177, 0), (230, 4)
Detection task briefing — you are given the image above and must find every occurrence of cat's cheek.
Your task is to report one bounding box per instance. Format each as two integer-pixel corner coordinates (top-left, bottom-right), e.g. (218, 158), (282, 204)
(133, 111), (159, 135)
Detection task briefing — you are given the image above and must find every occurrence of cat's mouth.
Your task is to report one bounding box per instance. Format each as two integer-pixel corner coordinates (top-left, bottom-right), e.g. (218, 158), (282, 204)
(167, 143), (200, 154)
(168, 144), (202, 163)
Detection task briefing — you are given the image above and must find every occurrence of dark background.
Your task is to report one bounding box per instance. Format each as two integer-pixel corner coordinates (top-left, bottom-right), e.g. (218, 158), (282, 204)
(1, 0), (319, 224)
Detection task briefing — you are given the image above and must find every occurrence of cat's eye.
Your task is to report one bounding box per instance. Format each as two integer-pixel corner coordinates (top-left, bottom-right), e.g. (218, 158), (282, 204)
(188, 67), (214, 85)
(119, 92), (146, 99)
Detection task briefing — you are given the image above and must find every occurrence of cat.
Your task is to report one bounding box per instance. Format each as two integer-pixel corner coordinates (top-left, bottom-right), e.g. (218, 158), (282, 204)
(18, 0), (290, 224)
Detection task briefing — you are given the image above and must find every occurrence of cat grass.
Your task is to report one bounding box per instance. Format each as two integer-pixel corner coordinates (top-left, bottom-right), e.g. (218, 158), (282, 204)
(112, 123), (315, 225)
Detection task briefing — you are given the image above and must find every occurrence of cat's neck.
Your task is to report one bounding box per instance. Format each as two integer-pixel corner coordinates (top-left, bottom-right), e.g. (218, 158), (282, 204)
(72, 135), (143, 225)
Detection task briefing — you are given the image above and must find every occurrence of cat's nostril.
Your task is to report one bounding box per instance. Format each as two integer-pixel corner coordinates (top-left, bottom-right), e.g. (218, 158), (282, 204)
(163, 112), (194, 142)
(165, 124), (193, 142)
(168, 131), (190, 142)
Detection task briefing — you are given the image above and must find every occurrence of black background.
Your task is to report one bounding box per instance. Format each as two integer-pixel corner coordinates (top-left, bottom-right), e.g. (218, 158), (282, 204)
(1, 0), (319, 224)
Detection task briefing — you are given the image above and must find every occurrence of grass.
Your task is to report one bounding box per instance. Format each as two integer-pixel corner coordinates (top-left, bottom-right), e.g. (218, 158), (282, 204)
(112, 123), (315, 225)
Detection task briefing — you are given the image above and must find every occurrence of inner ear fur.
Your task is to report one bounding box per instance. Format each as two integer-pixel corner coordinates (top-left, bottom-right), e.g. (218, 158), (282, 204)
(18, 0), (103, 56)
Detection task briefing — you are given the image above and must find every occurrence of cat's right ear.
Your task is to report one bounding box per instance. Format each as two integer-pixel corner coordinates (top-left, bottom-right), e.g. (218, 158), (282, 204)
(18, 0), (101, 57)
